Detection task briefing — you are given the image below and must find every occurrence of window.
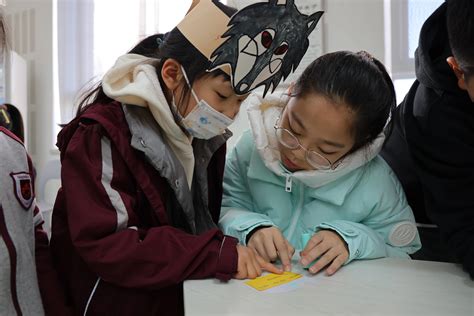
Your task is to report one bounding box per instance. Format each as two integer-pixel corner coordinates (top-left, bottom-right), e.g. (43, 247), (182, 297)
(387, 0), (444, 80)
(57, 0), (228, 124)
(386, 0), (444, 102)
(93, 0), (201, 80)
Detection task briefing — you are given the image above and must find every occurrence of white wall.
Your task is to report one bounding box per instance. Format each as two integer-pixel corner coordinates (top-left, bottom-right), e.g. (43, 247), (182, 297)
(323, 0), (385, 62)
(5, 0), (57, 174)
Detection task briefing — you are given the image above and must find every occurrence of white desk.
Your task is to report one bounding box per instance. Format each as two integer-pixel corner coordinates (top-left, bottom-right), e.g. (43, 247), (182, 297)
(184, 258), (474, 316)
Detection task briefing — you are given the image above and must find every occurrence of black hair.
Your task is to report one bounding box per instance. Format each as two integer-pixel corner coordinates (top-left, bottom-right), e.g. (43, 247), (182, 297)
(292, 51), (396, 154)
(447, 0), (474, 79)
(75, 1), (236, 117)
(0, 103), (25, 141)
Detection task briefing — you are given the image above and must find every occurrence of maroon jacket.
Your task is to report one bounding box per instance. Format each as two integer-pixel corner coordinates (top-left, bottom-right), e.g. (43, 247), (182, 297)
(50, 102), (238, 315)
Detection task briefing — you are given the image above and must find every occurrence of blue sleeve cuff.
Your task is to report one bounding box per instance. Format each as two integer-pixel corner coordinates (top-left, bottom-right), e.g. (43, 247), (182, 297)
(219, 208), (275, 245)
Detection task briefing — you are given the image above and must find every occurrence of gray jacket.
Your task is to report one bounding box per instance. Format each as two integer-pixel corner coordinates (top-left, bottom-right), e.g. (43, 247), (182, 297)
(0, 128), (44, 316)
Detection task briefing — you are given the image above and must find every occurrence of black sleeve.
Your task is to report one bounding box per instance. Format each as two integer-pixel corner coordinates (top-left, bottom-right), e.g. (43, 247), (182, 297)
(406, 96), (474, 278)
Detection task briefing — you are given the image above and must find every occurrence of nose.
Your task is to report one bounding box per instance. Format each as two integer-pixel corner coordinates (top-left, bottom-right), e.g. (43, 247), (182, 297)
(298, 137), (312, 151)
(293, 138), (312, 158)
(224, 103), (241, 120)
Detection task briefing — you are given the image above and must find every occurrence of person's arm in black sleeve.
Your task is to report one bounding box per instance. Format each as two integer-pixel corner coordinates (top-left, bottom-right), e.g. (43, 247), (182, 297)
(407, 100), (474, 278)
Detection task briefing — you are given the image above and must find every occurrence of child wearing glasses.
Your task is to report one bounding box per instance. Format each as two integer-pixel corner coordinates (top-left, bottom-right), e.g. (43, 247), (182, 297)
(219, 51), (421, 276)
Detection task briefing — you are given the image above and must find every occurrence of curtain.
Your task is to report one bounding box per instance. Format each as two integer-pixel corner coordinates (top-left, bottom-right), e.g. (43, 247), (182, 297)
(57, 0), (94, 124)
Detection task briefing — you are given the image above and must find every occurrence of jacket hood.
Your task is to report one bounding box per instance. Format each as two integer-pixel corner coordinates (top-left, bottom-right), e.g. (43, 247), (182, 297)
(56, 102), (125, 159)
(246, 93), (385, 189)
(74, 54), (198, 187)
(415, 2), (458, 93)
(57, 54), (194, 188)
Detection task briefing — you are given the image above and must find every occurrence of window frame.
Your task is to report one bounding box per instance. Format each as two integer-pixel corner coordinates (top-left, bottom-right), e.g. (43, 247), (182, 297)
(388, 0), (415, 80)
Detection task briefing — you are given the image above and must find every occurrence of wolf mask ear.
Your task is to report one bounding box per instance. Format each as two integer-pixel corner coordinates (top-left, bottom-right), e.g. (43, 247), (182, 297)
(177, 0), (324, 97)
(307, 11), (324, 37)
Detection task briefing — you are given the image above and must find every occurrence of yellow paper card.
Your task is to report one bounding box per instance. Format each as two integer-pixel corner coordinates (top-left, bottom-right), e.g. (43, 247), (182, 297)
(245, 272), (302, 291)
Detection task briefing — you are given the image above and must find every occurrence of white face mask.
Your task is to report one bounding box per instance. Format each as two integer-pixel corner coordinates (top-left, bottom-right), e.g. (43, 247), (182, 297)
(172, 66), (233, 140)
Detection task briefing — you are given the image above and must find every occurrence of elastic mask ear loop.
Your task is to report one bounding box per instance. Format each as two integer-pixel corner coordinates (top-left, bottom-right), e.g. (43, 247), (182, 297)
(180, 65), (200, 104)
(172, 91), (176, 106)
(170, 90), (185, 123)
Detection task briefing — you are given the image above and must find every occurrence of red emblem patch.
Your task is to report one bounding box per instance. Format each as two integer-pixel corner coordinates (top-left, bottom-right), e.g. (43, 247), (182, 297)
(10, 172), (34, 210)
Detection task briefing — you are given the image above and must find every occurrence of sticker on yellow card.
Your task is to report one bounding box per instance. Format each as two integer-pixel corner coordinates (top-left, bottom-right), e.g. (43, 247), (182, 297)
(245, 272), (303, 291)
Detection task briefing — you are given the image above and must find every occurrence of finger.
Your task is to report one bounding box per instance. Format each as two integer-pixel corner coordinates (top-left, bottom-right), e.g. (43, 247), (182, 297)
(286, 240), (296, 258)
(263, 236), (278, 262)
(282, 240), (295, 272)
(274, 235), (292, 271)
(253, 254), (263, 277)
(301, 233), (323, 255)
(325, 254), (347, 276)
(257, 255), (283, 274)
(253, 248), (265, 277)
(246, 259), (260, 279)
(308, 248), (338, 275)
(252, 240), (271, 263)
(234, 262), (248, 280)
(301, 240), (331, 266)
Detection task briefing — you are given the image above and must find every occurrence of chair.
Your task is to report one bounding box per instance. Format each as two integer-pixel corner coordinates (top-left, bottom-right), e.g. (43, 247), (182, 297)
(35, 159), (61, 238)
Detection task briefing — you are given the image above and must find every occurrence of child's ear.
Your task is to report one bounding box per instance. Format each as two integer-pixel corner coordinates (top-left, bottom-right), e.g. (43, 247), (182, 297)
(161, 59), (184, 91)
(288, 82), (295, 95)
(447, 56), (468, 91)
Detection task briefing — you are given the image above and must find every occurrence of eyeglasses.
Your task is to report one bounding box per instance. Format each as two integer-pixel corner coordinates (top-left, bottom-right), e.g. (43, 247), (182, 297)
(274, 117), (342, 170)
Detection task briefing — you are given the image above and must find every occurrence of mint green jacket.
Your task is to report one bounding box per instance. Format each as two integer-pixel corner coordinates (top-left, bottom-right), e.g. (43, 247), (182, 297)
(219, 129), (421, 264)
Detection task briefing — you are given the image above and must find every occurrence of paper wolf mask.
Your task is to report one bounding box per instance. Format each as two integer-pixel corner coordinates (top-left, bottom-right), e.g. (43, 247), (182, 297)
(177, 0), (323, 96)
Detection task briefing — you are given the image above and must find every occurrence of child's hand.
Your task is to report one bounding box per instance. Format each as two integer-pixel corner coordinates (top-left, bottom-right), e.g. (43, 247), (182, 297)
(234, 245), (283, 279)
(247, 227), (295, 272)
(300, 230), (349, 276)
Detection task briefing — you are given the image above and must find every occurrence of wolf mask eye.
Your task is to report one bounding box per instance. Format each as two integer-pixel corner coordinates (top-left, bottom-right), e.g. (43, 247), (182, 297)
(274, 42), (289, 55)
(253, 29), (275, 56)
(261, 30), (273, 48)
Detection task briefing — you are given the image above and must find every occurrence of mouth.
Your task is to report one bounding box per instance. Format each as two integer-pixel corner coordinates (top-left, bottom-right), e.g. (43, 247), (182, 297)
(269, 58), (283, 74)
(281, 155), (301, 172)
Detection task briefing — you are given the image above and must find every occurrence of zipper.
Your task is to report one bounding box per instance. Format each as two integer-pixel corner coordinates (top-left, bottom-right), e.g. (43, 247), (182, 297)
(285, 174), (293, 192)
(83, 277), (101, 316)
(286, 183), (305, 241)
